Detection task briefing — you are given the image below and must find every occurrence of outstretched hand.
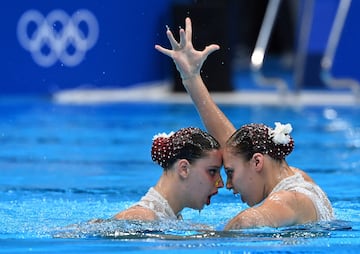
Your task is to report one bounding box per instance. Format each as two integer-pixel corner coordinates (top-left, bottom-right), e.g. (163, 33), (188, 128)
(155, 17), (220, 80)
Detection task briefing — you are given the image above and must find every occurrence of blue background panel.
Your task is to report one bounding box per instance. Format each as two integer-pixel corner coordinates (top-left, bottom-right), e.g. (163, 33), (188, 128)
(1, 0), (359, 94)
(1, 0), (172, 94)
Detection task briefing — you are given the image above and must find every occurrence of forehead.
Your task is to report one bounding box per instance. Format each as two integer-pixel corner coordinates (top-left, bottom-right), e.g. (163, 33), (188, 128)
(222, 148), (243, 168)
(196, 149), (222, 166)
(223, 147), (236, 158)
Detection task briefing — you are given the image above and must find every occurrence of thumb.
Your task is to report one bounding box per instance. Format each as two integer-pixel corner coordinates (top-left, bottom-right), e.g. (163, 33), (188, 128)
(203, 44), (220, 58)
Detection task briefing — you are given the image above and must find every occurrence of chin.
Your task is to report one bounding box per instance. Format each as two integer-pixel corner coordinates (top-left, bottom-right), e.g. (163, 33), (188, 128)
(245, 200), (256, 207)
(190, 204), (205, 211)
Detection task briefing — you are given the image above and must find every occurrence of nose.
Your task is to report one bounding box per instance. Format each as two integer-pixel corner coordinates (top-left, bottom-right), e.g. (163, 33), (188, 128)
(215, 175), (224, 188)
(226, 177), (233, 190)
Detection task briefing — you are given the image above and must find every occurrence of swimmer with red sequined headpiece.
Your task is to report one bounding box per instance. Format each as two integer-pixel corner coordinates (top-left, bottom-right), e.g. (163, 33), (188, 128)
(114, 127), (223, 221)
(155, 17), (334, 229)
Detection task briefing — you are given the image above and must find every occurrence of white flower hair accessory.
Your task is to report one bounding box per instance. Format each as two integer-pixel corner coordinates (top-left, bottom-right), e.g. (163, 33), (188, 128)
(269, 122), (293, 144)
(152, 131), (175, 140)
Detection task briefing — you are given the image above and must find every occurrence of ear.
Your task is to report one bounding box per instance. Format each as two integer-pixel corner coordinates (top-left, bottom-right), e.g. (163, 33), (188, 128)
(252, 153), (264, 172)
(176, 159), (190, 179)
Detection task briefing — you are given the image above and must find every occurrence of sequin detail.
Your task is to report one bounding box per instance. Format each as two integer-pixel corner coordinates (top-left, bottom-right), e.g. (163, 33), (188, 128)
(133, 187), (179, 220)
(229, 123), (294, 160)
(270, 173), (334, 221)
(151, 127), (219, 168)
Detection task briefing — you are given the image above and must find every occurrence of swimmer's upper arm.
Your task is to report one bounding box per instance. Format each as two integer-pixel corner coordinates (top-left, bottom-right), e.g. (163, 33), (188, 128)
(113, 206), (157, 221)
(224, 191), (316, 230)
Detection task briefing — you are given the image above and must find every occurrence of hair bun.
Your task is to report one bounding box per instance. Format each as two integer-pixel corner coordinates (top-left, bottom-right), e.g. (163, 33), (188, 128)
(150, 127), (220, 169)
(228, 123), (295, 161)
(151, 136), (173, 168)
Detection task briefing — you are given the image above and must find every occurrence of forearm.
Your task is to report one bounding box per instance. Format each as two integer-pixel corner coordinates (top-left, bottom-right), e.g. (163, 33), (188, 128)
(154, 17), (235, 145)
(182, 75), (235, 146)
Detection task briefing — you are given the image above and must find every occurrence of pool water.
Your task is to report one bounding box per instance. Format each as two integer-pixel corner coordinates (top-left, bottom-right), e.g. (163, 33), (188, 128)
(0, 97), (360, 253)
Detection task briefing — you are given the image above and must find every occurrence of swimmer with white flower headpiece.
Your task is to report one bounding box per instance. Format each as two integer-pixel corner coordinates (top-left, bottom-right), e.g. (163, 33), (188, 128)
(155, 17), (334, 229)
(113, 127), (223, 221)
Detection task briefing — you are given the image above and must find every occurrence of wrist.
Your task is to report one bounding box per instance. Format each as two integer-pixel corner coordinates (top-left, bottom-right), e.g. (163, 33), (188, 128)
(181, 73), (200, 81)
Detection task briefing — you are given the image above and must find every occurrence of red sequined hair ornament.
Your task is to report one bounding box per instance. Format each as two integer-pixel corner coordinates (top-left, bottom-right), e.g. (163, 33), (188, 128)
(227, 123), (294, 160)
(151, 127), (219, 168)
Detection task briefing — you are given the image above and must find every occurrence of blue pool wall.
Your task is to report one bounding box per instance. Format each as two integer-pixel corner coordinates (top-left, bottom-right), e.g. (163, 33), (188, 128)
(1, 0), (359, 95)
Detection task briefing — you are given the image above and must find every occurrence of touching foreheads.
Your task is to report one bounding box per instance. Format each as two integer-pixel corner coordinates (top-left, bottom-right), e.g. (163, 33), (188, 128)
(151, 127), (220, 169)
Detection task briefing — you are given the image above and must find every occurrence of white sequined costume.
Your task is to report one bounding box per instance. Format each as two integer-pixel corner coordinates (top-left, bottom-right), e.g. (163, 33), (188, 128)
(133, 187), (180, 220)
(270, 173), (334, 221)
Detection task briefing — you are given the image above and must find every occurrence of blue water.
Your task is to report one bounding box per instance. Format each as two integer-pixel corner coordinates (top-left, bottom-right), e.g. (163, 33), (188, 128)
(0, 97), (360, 253)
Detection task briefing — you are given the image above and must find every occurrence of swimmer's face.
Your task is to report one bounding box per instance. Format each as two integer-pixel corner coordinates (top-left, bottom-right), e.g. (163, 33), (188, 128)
(223, 148), (264, 207)
(186, 149), (223, 210)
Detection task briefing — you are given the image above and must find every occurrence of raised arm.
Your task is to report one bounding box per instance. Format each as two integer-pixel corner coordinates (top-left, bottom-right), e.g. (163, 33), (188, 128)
(155, 17), (235, 146)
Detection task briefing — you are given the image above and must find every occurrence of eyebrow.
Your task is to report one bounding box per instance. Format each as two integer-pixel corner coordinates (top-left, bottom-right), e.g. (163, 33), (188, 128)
(208, 165), (221, 170)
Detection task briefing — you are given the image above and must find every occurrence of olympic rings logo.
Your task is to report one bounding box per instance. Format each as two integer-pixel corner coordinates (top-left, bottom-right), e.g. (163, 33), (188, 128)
(17, 9), (99, 67)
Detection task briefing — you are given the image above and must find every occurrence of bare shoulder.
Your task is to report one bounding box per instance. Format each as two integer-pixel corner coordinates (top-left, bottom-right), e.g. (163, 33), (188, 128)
(225, 191), (317, 230)
(113, 205), (158, 221)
